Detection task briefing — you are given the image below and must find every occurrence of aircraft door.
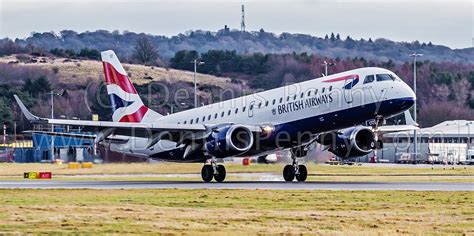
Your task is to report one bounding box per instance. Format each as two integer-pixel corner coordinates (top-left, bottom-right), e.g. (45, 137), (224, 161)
(343, 76), (356, 104)
(248, 101), (255, 117)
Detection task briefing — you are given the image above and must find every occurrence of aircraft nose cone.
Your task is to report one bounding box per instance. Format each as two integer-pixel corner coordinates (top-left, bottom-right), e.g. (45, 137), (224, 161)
(401, 83), (416, 109)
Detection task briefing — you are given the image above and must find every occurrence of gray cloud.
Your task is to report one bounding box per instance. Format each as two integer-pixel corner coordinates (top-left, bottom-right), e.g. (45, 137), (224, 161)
(0, 0), (472, 49)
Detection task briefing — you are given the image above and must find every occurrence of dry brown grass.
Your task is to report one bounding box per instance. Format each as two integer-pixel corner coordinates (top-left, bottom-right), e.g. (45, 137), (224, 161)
(0, 189), (472, 235)
(0, 163), (472, 182)
(0, 55), (242, 91)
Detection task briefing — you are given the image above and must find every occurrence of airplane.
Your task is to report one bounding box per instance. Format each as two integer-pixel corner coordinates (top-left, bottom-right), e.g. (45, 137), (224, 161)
(14, 50), (417, 183)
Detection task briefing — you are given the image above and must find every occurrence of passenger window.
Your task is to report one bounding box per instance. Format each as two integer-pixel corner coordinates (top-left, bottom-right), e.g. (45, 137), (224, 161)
(196, 118), (199, 123)
(307, 91), (311, 96)
(364, 75), (375, 84)
(214, 113), (218, 119)
(178, 122), (180, 124)
(286, 96), (290, 102)
(190, 119), (193, 124)
(322, 87), (325, 93)
(376, 74), (394, 82)
(258, 103), (262, 108)
(243, 107), (246, 112)
(235, 108), (239, 114)
(265, 101), (269, 106)
(293, 95), (297, 100)
(221, 112), (224, 117)
(228, 110), (231, 116)
(272, 99), (276, 105)
(315, 89), (318, 95)
(202, 116), (205, 121)
(208, 115), (211, 120)
(250, 104), (254, 110)
(300, 93), (304, 98)
(329, 86), (332, 92)
(279, 98), (283, 103)
(184, 121), (187, 124)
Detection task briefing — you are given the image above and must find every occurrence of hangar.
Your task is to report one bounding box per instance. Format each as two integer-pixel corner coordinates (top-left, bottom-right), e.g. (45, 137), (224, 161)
(376, 120), (474, 164)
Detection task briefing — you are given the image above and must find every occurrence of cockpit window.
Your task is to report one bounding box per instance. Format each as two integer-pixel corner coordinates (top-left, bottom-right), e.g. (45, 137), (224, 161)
(376, 74), (395, 82)
(364, 75), (375, 84)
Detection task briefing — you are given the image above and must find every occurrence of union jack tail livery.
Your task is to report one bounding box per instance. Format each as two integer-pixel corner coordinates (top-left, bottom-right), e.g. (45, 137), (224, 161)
(101, 50), (162, 123)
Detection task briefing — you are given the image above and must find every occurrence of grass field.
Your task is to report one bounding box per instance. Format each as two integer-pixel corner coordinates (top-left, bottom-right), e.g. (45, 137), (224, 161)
(0, 189), (472, 235)
(0, 163), (472, 182)
(0, 55), (243, 90)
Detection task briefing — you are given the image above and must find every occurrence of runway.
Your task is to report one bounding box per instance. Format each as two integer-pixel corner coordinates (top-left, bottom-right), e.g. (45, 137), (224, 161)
(0, 180), (472, 191)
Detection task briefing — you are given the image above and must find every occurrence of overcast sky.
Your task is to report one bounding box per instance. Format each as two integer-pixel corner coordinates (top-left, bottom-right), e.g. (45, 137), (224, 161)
(0, 0), (472, 49)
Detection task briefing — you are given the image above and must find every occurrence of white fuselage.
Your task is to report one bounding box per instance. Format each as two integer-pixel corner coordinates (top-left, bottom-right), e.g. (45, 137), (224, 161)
(110, 67), (415, 157)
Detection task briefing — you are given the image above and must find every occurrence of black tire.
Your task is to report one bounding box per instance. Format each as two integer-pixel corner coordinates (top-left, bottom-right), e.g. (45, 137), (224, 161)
(201, 165), (214, 182)
(283, 165), (295, 182)
(214, 165), (226, 183)
(296, 165), (307, 182)
(376, 140), (383, 149)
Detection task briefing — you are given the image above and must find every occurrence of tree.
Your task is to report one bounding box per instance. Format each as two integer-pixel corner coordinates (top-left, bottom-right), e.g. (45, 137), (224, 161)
(0, 98), (12, 127)
(170, 50), (199, 71)
(133, 36), (158, 65)
(78, 48), (100, 60)
(330, 33), (336, 41)
(22, 76), (51, 97)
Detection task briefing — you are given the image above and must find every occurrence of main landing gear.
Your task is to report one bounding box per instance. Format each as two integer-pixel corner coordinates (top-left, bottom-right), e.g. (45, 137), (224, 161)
(283, 151), (307, 182)
(201, 158), (226, 182)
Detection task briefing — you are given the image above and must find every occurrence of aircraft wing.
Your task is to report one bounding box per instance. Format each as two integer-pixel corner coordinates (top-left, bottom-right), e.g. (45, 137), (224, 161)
(377, 125), (419, 133)
(22, 130), (130, 144)
(14, 95), (261, 144)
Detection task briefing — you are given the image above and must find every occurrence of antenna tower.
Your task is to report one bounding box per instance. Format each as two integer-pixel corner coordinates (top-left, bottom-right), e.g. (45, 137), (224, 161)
(241, 5), (246, 32)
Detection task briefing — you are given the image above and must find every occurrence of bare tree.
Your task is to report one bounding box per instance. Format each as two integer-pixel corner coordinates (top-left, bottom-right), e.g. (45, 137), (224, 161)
(133, 36), (158, 65)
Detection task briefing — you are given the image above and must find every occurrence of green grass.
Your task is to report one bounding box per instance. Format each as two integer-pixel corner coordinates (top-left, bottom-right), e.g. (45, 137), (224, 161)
(0, 163), (472, 182)
(0, 189), (472, 234)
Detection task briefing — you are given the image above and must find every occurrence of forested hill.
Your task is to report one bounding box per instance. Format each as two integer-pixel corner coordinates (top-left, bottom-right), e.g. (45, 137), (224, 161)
(0, 29), (473, 131)
(5, 29), (474, 64)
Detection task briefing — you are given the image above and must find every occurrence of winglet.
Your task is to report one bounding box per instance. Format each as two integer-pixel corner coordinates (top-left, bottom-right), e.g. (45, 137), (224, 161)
(404, 110), (418, 126)
(13, 94), (44, 122)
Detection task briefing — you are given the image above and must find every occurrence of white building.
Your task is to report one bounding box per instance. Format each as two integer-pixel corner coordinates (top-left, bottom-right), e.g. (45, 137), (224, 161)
(375, 120), (474, 164)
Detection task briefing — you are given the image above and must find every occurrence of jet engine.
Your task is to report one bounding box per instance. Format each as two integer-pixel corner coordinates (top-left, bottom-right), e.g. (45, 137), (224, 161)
(317, 127), (377, 158)
(205, 125), (254, 158)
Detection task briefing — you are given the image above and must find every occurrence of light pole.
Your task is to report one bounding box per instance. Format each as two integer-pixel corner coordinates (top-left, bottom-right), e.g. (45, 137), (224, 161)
(3, 124), (6, 145)
(409, 53), (422, 161)
(192, 59), (205, 108)
(46, 91), (60, 162)
(468, 122), (472, 150)
(322, 60), (336, 76)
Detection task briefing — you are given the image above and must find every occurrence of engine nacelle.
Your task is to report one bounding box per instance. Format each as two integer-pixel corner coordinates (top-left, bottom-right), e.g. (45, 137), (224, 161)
(318, 127), (376, 158)
(205, 125), (254, 158)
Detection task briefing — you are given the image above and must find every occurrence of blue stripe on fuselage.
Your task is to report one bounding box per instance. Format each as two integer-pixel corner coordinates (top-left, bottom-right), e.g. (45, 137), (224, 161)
(281, 97), (414, 134)
(150, 97), (415, 161)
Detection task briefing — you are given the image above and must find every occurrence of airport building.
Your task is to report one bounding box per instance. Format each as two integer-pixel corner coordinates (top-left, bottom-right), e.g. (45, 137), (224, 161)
(13, 131), (95, 163)
(375, 120), (474, 164)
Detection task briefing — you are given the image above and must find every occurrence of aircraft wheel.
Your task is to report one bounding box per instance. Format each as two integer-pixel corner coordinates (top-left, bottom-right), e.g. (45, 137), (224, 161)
(214, 165), (226, 183)
(296, 165), (307, 182)
(201, 165), (214, 182)
(283, 165), (295, 182)
(376, 140), (383, 149)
